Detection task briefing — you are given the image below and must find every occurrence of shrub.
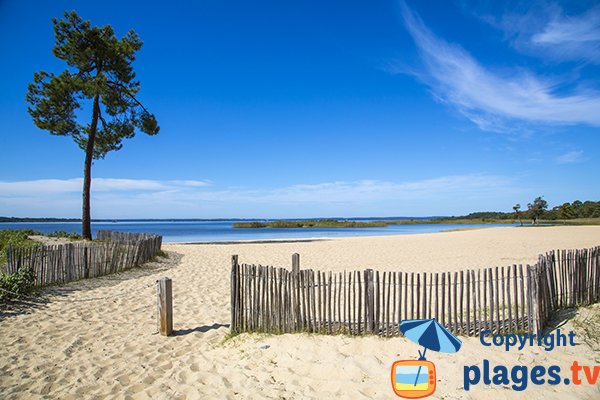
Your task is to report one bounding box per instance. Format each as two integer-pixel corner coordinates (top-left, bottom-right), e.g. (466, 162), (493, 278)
(0, 229), (42, 272)
(0, 229), (41, 248)
(47, 230), (82, 240)
(0, 267), (35, 302)
(232, 222), (268, 228)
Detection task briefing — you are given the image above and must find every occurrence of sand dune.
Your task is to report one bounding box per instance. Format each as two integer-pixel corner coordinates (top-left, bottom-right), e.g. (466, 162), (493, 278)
(1, 226), (600, 399)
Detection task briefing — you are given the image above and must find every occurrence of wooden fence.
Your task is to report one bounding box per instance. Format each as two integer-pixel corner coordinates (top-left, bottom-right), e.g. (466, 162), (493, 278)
(536, 247), (600, 332)
(5, 231), (162, 287)
(230, 246), (600, 336)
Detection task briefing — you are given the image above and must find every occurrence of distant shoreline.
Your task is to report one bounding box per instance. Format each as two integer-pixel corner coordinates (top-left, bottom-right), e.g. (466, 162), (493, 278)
(2, 217), (598, 226)
(1, 216), (431, 223)
(231, 219), (518, 229)
(0, 217), (262, 223)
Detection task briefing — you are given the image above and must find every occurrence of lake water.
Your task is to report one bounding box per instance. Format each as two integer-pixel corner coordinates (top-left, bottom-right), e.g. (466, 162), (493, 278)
(0, 220), (514, 243)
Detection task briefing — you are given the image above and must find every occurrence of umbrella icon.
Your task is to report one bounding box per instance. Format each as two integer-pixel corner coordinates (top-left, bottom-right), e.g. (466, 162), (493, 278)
(399, 319), (462, 388)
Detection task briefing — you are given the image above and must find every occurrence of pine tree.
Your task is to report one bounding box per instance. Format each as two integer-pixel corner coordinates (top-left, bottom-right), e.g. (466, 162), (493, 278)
(27, 11), (159, 239)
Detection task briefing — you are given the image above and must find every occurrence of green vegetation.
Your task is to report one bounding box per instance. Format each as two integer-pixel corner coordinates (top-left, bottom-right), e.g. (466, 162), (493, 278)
(384, 218), (514, 225)
(46, 230), (83, 240)
(233, 219), (390, 228)
(0, 217), (80, 222)
(424, 198), (600, 226)
(150, 250), (169, 262)
(528, 196), (548, 225)
(0, 229), (42, 270)
(0, 267), (35, 303)
(27, 11), (159, 240)
(0, 229), (86, 273)
(233, 218), (514, 228)
(233, 218), (520, 229)
(573, 304), (600, 352)
(552, 217), (600, 226)
(232, 197), (600, 229)
(0, 229), (41, 249)
(512, 204), (523, 226)
(234, 222), (269, 228)
(0, 230), (41, 282)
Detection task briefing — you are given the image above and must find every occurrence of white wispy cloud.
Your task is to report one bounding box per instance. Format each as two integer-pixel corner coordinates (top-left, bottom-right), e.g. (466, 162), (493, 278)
(399, 2), (600, 131)
(469, 2), (600, 64)
(0, 178), (210, 195)
(0, 175), (520, 218)
(256, 175), (511, 203)
(533, 7), (600, 43)
(531, 7), (600, 63)
(556, 150), (585, 164)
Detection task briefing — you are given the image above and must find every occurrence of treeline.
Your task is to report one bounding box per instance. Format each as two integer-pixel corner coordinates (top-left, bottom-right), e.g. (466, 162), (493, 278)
(0, 217), (81, 222)
(548, 200), (600, 219)
(449, 198), (600, 223)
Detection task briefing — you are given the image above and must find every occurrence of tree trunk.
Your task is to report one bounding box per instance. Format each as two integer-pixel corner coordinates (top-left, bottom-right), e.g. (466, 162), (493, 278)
(82, 94), (100, 240)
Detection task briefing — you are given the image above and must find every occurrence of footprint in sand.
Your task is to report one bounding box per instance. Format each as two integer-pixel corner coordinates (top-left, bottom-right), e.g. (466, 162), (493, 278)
(174, 370), (189, 384)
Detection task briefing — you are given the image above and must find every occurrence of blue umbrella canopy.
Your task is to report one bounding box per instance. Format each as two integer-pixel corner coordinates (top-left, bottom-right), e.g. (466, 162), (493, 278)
(400, 319), (462, 355)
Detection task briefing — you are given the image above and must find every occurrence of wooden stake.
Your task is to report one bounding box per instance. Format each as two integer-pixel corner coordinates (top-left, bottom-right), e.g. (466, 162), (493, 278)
(157, 277), (173, 336)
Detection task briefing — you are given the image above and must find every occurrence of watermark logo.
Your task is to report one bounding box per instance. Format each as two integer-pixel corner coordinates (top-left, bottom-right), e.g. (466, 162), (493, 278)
(391, 359), (437, 399)
(392, 319), (462, 398)
(463, 329), (599, 391)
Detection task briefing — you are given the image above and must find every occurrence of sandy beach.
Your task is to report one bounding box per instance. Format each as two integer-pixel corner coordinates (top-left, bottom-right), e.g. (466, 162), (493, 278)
(1, 226), (600, 399)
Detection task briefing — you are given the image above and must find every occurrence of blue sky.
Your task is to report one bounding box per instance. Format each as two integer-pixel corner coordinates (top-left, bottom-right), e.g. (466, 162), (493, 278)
(0, 0), (599, 218)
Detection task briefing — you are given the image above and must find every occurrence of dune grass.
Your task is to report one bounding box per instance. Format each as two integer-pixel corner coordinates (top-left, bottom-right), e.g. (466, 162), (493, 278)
(0, 230), (42, 272)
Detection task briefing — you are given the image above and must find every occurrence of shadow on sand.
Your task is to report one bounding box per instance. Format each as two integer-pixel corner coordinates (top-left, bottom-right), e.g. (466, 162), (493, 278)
(174, 323), (230, 336)
(541, 307), (578, 335)
(0, 250), (183, 320)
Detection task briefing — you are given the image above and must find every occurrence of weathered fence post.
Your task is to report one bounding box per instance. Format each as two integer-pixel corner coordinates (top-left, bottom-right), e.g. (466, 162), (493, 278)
(6, 245), (13, 274)
(83, 246), (89, 279)
(526, 265), (538, 334)
(231, 255), (239, 333)
(230, 245), (600, 338)
(365, 269), (375, 333)
(157, 277), (173, 336)
(292, 253), (300, 330)
(292, 253), (300, 274)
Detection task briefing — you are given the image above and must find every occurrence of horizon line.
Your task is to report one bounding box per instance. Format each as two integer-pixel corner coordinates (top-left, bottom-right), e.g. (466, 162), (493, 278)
(0, 216), (450, 222)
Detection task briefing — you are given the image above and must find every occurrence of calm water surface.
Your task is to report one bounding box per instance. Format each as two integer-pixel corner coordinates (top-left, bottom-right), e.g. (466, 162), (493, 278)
(0, 220), (514, 243)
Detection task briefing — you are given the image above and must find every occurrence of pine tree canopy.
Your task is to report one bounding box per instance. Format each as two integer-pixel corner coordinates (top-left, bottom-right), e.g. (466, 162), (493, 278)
(26, 10), (159, 160)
